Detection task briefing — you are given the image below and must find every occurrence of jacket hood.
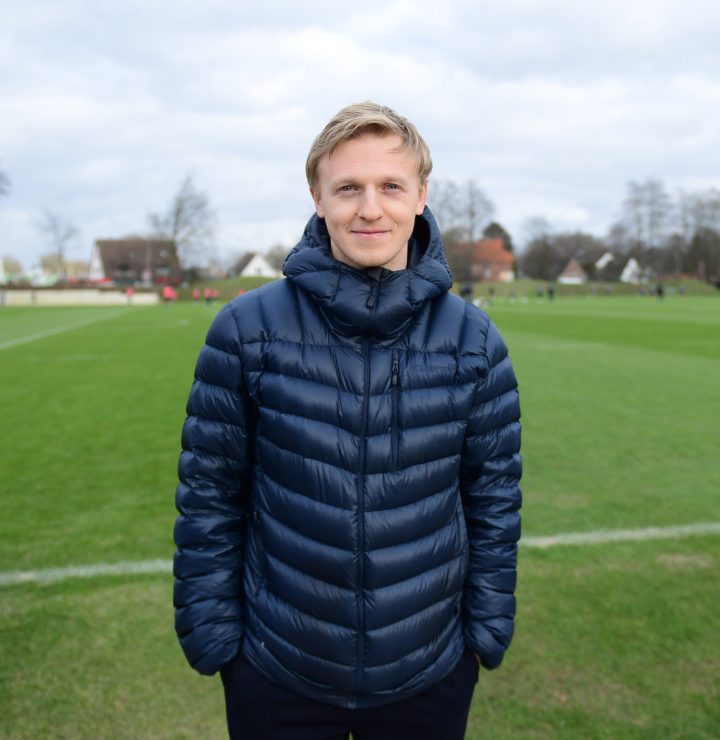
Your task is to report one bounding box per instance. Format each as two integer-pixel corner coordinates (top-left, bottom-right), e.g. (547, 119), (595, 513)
(283, 207), (452, 338)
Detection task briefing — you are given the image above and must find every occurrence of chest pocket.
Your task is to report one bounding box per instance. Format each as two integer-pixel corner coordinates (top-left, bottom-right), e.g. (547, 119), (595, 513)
(402, 352), (459, 389)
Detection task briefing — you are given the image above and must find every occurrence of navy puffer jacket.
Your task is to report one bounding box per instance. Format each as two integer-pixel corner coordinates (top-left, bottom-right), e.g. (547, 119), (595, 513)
(174, 208), (521, 708)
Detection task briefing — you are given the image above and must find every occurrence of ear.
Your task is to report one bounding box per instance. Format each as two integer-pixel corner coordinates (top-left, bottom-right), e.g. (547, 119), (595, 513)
(310, 186), (325, 218)
(416, 181), (429, 215)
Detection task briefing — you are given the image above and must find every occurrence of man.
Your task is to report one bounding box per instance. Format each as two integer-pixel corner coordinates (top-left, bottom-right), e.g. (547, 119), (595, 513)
(174, 102), (522, 739)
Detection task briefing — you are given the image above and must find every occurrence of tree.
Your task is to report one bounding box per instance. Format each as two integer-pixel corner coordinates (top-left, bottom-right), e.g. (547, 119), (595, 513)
(520, 230), (607, 280)
(40, 253), (67, 273)
(429, 179), (461, 235)
(483, 221), (514, 252)
(148, 174), (216, 268)
(520, 237), (562, 280)
(265, 244), (292, 272)
(38, 209), (79, 279)
(442, 234), (475, 283)
(519, 215), (552, 251)
(606, 221), (631, 253)
(429, 178), (494, 282)
(0, 166), (9, 199)
(620, 178), (671, 249)
(429, 178), (494, 243)
(685, 227), (720, 283)
(2, 255), (22, 274)
(462, 180), (494, 244)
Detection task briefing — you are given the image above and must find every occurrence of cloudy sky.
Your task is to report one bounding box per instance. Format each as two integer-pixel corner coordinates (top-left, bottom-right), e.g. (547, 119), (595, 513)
(2, 0), (720, 268)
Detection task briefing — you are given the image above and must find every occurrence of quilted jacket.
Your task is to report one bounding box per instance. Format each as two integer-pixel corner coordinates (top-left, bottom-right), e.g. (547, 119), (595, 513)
(173, 207), (522, 709)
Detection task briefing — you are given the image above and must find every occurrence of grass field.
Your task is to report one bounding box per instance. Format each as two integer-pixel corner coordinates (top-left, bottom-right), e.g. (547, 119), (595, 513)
(1, 294), (719, 738)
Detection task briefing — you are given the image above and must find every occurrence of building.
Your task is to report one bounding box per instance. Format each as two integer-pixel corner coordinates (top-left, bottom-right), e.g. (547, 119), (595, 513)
(469, 238), (515, 282)
(620, 257), (643, 284)
(557, 257), (588, 284)
(595, 252), (614, 271)
(89, 239), (182, 286)
(231, 252), (278, 278)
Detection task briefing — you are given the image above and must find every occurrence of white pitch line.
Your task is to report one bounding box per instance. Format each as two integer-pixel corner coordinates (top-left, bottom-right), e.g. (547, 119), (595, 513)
(1, 522), (719, 587)
(0, 559), (171, 586)
(522, 522), (720, 549)
(0, 311), (126, 351)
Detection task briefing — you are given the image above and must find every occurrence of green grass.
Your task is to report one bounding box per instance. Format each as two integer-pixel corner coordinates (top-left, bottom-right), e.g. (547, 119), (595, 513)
(0, 295), (719, 738)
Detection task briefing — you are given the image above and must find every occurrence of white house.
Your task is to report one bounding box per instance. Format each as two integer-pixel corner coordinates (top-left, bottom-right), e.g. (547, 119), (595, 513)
(233, 252), (278, 278)
(595, 252), (615, 271)
(620, 257), (643, 284)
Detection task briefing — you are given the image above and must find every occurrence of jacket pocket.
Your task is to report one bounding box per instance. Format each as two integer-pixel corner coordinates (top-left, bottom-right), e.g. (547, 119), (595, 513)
(246, 510), (267, 594)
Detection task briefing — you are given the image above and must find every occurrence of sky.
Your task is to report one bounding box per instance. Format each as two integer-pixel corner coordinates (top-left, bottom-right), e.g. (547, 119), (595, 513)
(2, 0), (720, 269)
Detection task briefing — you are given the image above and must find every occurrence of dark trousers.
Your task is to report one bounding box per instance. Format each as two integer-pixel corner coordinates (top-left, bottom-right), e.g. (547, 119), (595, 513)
(221, 651), (479, 740)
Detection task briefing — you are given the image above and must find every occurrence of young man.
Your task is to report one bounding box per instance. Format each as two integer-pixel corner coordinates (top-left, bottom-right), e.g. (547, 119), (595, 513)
(174, 102), (522, 739)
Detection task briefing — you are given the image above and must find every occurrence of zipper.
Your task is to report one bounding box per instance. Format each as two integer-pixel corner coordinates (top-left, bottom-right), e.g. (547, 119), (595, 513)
(391, 350), (399, 470)
(354, 338), (371, 692)
(366, 272), (380, 308)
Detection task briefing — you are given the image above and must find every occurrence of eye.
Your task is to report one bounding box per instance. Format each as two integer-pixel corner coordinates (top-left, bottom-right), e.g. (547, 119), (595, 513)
(385, 183), (401, 191)
(338, 184), (356, 193)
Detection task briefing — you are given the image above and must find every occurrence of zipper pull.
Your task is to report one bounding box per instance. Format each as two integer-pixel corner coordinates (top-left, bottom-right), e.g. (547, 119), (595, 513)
(366, 269), (382, 308)
(391, 352), (399, 387)
(366, 279), (379, 308)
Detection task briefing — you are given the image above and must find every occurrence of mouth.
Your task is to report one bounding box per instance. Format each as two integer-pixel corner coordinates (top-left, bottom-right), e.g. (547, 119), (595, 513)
(351, 230), (389, 239)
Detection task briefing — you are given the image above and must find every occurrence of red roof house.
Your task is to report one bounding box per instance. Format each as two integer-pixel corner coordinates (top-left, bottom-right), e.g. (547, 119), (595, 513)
(470, 238), (515, 282)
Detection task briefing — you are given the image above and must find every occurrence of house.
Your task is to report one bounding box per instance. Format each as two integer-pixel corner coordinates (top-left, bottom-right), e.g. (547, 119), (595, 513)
(595, 252), (615, 271)
(557, 257), (588, 284)
(89, 239), (182, 286)
(620, 257), (643, 284)
(469, 238), (515, 282)
(231, 252), (278, 278)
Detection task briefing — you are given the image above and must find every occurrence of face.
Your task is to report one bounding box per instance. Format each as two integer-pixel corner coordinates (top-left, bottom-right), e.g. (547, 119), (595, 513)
(310, 133), (428, 271)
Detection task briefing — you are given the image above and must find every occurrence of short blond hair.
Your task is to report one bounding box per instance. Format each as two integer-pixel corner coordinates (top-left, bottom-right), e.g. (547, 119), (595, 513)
(306, 101), (433, 189)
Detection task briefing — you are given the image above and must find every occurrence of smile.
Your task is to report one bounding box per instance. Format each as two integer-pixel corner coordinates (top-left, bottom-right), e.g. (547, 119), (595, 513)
(352, 230), (389, 238)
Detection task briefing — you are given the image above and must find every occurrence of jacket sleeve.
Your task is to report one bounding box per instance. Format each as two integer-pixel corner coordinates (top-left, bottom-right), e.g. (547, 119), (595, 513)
(460, 319), (522, 670)
(173, 303), (253, 675)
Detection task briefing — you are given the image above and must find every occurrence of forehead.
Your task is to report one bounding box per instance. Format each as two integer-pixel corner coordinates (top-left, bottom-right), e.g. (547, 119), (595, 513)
(317, 133), (419, 182)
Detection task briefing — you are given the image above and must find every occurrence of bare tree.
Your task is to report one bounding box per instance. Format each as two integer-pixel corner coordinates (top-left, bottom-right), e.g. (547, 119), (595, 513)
(265, 244), (292, 272)
(520, 230), (607, 280)
(429, 180), (461, 235)
(148, 174), (216, 268)
(0, 167), (9, 199)
(677, 188), (720, 242)
(621, 178), (671, 249)
(520, 216), (552, 249)
(520, 237), (562, 281)
(38, 209), (79, 280)
(429, 178), (494, 243)
(463, 180), (494, 244)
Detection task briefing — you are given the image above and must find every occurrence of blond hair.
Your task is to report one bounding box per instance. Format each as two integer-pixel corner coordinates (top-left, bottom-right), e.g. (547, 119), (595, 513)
(306, 102), (432, 188)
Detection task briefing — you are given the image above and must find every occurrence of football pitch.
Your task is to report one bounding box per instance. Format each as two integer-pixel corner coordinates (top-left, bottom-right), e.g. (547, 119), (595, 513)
(0, 295), (718, 738)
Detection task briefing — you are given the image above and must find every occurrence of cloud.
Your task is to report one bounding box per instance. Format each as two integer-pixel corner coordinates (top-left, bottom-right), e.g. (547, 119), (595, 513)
(1, 0), (720, 267)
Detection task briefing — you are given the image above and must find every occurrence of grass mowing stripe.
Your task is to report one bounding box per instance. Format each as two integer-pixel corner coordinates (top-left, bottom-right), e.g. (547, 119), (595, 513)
(2, 522), (719, 586)
(0, 310), (128, 350)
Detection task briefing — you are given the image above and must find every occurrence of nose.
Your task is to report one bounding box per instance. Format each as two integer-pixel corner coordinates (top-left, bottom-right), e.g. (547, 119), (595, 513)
(357, 189), (382, 221)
